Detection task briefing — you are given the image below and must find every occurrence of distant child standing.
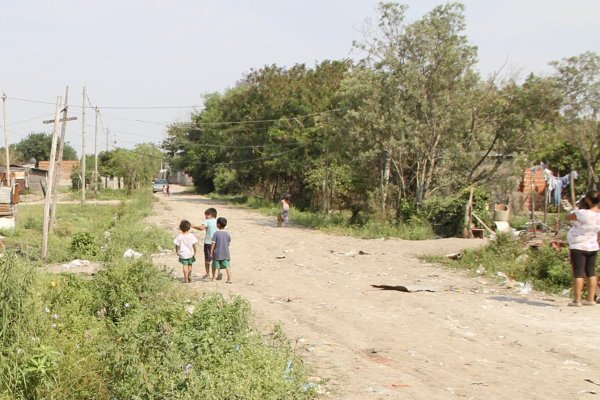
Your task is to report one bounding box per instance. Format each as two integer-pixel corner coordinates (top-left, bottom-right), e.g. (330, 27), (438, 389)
(192, 208), (218, 280)
(211, 217), (232, 283)
(280, 194), (291, 226)
(174, 220), (198, 283)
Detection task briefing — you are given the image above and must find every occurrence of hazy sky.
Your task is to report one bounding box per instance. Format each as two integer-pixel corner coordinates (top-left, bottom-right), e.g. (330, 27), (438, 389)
(1, 0), (598, 157)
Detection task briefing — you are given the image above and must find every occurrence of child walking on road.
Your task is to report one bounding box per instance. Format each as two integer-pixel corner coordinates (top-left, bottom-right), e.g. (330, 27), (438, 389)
(211, 217), (232, 283)
(192, 208), (218, 280)
(174, 220), (198, 283)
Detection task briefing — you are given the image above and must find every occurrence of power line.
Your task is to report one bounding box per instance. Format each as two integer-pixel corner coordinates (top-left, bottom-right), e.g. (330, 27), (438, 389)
(100, 108), (342, 127)
(120, 142), (307, 166)
(6, 95), (202, 110)
(0, 113), (55, 127)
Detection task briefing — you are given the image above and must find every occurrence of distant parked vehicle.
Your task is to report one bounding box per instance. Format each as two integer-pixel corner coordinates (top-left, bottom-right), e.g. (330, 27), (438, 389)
(152, 179), (168, 193)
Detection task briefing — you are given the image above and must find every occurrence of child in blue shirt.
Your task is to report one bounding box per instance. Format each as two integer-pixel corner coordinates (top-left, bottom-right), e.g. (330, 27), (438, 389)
(192, 207), (218, 280)
(211, 217), (231, 283)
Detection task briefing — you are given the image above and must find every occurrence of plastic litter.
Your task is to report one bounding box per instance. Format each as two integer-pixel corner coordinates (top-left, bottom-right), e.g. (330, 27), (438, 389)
(283, 360), (293, 380)
(61, 259), (90, 269)
(518, 281), (533, 295)
(123, 248), (143, 258)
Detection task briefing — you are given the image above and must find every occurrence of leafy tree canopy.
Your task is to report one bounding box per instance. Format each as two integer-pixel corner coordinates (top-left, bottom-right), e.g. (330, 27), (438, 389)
(14, 132), (78, 166)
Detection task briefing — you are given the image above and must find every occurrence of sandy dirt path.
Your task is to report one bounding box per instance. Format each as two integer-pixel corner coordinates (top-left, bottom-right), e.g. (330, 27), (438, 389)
(148, 187), (600, 400)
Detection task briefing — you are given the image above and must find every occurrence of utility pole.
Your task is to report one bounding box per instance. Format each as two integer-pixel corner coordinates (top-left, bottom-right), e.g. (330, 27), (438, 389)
(81, 86), (86, 204)
(2, 94), (9, 187)
(105, 127), (109, 189)
(94, 106), (98, 194)
(49, 87), (76, 231)
(41, 96), (62, 261)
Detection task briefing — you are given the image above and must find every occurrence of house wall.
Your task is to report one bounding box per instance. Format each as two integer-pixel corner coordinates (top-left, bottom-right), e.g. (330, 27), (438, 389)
(38, 160), (79, 186)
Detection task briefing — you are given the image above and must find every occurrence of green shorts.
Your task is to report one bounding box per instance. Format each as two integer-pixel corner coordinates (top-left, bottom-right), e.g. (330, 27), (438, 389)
(179, 256), (196, 266)
(213, 259), (230, 269)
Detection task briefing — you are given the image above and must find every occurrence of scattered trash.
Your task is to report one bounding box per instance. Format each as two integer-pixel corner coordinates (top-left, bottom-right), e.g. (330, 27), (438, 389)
(329, 249), (371, 257)
(493, 221), (511, 233)
(387, 383), (411, 389)
(476, 265), (486, 275)
(447, 253), (462, 260)
(123, 248), (143, 258)
(61, 259), (90, 269)
(518, 281), (533, 295)
(366, 386), (388, 394)
(283, 249), (294, 253)
(276, 255), (286, 259)
(283, 360), (293, 380)
(371, 284), (436, 293)
(185, 305), (195, 315)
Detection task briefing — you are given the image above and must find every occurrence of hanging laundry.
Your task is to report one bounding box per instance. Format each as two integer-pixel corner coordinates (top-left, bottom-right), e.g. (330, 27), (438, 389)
(551, 172), (578, 206)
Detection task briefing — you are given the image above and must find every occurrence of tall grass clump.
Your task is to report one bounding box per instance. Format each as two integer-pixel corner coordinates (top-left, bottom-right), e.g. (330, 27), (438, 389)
(434, 233), (572, 293)
(0, 190), (314, 399)
(104, 191), (172, 260)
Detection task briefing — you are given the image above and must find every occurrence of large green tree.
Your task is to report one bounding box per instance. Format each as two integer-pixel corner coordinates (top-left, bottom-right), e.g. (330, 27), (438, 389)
(14, 132), (78, 166)
(344, 2), (479, 211)
(551, 51), (600, 188)
(96, 144), (163, 194)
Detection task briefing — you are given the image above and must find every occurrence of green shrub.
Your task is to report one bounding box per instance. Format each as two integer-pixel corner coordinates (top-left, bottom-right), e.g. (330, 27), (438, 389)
(103, 294), (311, 400)
(525, 246), (571, 289)
(213, 167), (243, 194)
(420, 195), (464, 237)
(69, 232), (99, 259)
(91, 258), (172, 322)
(0, 252), (35, 346)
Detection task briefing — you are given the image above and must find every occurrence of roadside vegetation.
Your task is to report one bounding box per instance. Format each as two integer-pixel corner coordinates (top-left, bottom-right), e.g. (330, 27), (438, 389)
(0, 190), (314, 399)
(211, 187), (493, 241)
(430, 233), (572, 294)
(163, 3), (599, 241)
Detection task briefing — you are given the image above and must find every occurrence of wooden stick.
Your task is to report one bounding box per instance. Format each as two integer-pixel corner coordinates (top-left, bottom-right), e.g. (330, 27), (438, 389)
(471, 212), (494, 235)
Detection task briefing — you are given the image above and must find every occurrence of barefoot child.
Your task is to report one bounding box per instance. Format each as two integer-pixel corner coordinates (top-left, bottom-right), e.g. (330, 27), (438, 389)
(192, 208), (218, 280)
(211, 217), (232, 283)
(174, 220), (198, 283)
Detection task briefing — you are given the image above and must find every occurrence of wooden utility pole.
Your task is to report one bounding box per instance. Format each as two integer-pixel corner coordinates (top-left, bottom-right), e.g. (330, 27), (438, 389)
(2, 94), (9, 187)
(569, 169), (576, 207)
(41, 96), (62, 260)
(49, 87), (69, 231)
(94, 106), (99, 194)
(81, 86), (87, 204)
(104, 127), (109, 189)
(463, 187), (474, 238)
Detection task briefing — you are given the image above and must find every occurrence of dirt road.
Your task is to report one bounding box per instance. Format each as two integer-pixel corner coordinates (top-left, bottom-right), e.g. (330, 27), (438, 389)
(149, 188), (600, 400)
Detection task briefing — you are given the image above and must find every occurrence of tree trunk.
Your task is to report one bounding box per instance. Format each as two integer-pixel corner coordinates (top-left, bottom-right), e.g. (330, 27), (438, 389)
(380, 150), (391, 216)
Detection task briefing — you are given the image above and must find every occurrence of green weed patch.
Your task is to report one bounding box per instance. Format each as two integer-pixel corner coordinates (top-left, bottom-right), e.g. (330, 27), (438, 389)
(430, 233), (572, 293)
(0, 190), (314, 399)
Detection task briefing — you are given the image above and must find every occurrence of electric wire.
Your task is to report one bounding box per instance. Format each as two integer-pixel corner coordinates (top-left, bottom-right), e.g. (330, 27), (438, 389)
(6, 95), (201, 110)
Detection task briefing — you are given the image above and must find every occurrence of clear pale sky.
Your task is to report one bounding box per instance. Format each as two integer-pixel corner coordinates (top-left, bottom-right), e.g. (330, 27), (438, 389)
(1, 0), (598, 157)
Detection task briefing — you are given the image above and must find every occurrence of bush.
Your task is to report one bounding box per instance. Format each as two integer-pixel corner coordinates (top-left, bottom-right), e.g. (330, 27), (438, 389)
(91, 258), (172, 321)
(69, 232), (99, 259)
(525, 246), (571, 289)
(420, 195), (464, 237)
(213, 167), (243, 194)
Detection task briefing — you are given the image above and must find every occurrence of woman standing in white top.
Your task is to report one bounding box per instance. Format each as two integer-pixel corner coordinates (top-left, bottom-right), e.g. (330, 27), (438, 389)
(567, 190), (600, 306)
